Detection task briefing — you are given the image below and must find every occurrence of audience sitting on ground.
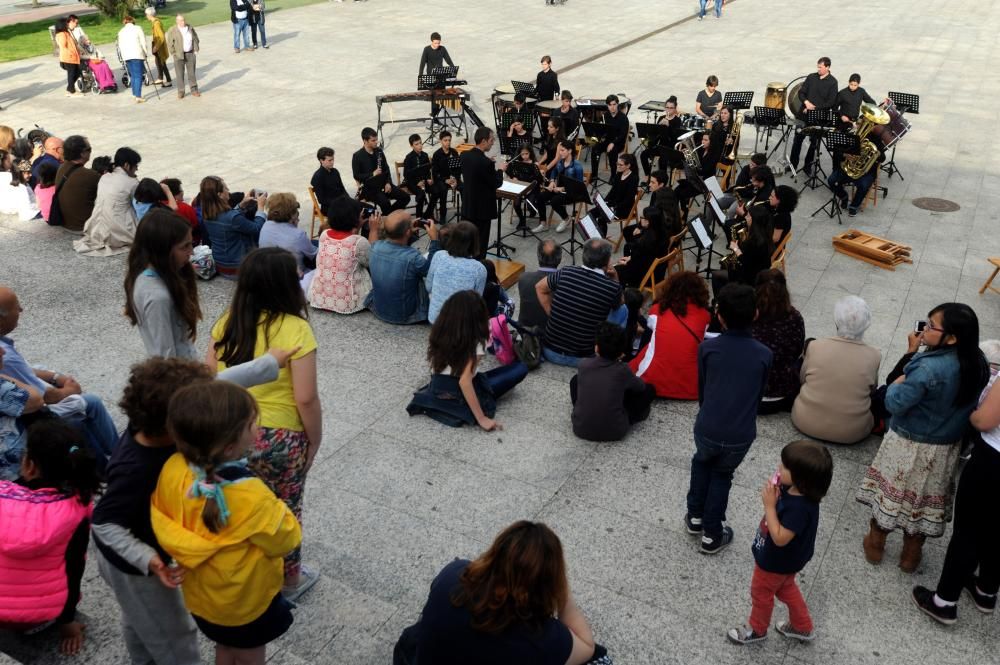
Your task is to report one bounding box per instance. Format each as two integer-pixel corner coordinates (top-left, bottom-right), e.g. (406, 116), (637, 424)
(427, 221), (487, 324)
(366, 210), (441, 324)
(792, 295), (881, 444)
(308, 196), (372, 314)
(74, 147), (141, 256)
(132, 177), (177, 220)
(614, 206), (671, 288)
(648, 169), (682, 237)
(34, 161), (59, 222)
(0, 347), (45, 480)
(91, 155), (113, 175)
(751, 269), (805, 414)
(0, 126), (12, 153)
(571, 322), (656, 441)
(407, 290), (528, 431)
(630, 270), (712, 399)
(160, 177), (203, 244)
(0, 149), (41, 221)
(517, 239), (563, 330)
(0, 286), (119, 473)
(198, 175), (265, 278)
(30, 136), (63, 189)
(310, 147), (346, 217)
(536, 238), (625, 367)
(397, 521), (603, 664)
(259, 192), (318, 289)
(50, 135), (99, 230)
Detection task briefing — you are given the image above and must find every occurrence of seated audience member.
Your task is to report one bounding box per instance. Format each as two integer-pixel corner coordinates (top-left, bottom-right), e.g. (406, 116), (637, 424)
(132, 177), (176, 220)
(603, 153), (640, 219)
(198, 175), (265, 278)
(34, 161), (58, 222)
(310, 147), (346, 216)
(648, 170), (682, 237)
(308, 196), (372, 314)
(571, 322), (656, 441)
(92, 155), (113, 176)
(517, 239), (563, 330)
(427, 221), (487, 324)
(366, 210), (442, 324)
(259, 192), (318, 274)
(160, 177), (204, 245)
(768, 184), (798, 245)
(792, 295), (881, 443)
(0, 286), (118, 472)
(397, 521), (605, 664)
(536, 238), (625, 367)
(51, 135), (99, 231)
(0, 352), (45, 480)
(614, 206), (671, 289)
(407, 290), (527, 431)
(74, 147), (141, 256)
(482, 259), (513, 318)
(630, 271), (712, 399)
(30, 136), (62, 189)
(0, 151), (41, 221)
(751, 270), (805, 414)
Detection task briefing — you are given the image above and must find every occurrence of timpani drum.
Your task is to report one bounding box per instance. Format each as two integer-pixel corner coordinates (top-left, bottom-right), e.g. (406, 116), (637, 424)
(535, 98), (561, 123)
(869, 100), (912, 148)
(764, 82), (787, 110)
(493, 82), (515, 96)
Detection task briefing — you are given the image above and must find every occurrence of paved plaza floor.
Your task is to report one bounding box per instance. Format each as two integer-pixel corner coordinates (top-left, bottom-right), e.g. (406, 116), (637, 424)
(2, 0), (1000, 662)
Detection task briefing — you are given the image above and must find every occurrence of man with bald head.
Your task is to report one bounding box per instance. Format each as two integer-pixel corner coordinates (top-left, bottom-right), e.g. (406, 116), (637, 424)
(167, 14), (201, 99)
(0, 287), (118, 470)
(365, 210), (442, 324)
(30, 136), (63, 188)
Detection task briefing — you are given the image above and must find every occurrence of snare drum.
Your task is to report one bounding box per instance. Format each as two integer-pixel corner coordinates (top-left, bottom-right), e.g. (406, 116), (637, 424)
(536, 99), (561, 111)
(764, 82), (787, 110)
(869, 100), (912, 148)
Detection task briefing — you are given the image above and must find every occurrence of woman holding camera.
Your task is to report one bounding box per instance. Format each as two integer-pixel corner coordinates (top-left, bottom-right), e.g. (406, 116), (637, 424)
(198, 176), (265, 278)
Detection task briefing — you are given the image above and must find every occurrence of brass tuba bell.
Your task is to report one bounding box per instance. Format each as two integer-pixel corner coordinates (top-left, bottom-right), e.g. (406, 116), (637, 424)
(842, 103), (890, 179)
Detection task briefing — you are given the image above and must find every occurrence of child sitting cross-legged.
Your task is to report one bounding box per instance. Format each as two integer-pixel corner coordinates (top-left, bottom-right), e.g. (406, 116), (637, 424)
(727, 439), (833, 645)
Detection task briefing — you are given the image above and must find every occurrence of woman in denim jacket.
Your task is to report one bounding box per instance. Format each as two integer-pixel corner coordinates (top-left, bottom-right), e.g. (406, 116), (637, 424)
(198, 176), (265, 278)
(857, 303), (989, 573)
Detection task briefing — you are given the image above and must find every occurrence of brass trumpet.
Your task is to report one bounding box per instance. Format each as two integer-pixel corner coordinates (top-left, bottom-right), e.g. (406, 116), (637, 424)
(720, 221), (748, 270)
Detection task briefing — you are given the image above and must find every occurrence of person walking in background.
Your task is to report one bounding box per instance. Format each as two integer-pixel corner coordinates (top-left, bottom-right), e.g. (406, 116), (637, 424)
(53, 18), (83, 97)
(231, 0), (252, 53)
(117, 16), (148, 104)
(699, 0), (723, 19)
(166, 15), (200, 99)
(249, 0), (268, 50)
(144, 8), (172, 88)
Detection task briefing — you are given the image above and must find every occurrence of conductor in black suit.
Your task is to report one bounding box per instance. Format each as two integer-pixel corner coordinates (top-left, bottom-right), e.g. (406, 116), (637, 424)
(461, 127), (508, 260)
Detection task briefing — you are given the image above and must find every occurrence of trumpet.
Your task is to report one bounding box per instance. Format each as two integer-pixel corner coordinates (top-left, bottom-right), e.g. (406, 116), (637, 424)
(720, 221), (748, 271)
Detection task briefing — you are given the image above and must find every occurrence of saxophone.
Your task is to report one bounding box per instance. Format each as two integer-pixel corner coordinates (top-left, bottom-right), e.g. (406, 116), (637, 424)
(842, 103), (890, 179)
(720, 221), (748, 270)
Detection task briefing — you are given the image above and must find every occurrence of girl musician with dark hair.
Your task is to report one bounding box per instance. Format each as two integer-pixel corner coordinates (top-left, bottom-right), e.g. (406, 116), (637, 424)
(537, 117), (566, 175)
(710, 106), (736, 164)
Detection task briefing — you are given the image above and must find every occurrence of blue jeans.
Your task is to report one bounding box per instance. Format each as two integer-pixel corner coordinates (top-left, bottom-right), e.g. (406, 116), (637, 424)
(542, 346), (586, 367)
(233, 19), (250, 49)
(482, 362), (528, 399)
(62, 393), (119, 474)
(125, 59), (144, 98)
(699, 0), (723, 17)
(686, 432), (752, 538)
(827, 169), (875, 211)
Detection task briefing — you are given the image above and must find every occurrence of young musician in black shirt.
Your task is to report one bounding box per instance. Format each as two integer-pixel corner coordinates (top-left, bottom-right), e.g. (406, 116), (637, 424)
(674, 133), (719, 219)
(604, 153), (640, 219)
(790, 57), (839, 173)
(351, 126), (410, 215)
(550, 90), (580, 137)
(590, 94), (630, 181)
(640, 95), (683, 179)
(310, 146), (346, 216)
(538, 117), (566, 173)
(418, 31), (454, 75)
(535, 55), (560, 101)
(431, 130), (461, 221)
(403, 134), (436, 219)
(768, 184), (798, 245)
(648, 170), (682, 237)
(695, 75), (722, 123)
(836, 73), (876, 125)
(826, 134), (885, 217)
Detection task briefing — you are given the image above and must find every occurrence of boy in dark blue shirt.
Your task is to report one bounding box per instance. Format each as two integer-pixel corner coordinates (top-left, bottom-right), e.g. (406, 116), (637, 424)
(685, 283), (772, 554)
(728, 440), (833, 645)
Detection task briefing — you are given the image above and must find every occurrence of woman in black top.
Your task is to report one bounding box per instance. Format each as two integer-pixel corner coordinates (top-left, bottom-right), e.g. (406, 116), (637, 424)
(538, 117), (566, 175)
(512, 145), (543, 228)
(615, 206), (671, 288)
(604, 153), (639, 219)
(731, 205), (774, 286)
(768, 183), (798, 245)
(710, 106), (735, 164)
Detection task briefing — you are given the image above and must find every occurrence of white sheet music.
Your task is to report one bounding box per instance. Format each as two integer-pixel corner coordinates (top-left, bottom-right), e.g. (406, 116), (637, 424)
(703, 176), (724, 200)
(690, 216), (712, 250)
(578, 214), (602, 240)
(594, 193), (615, 221)
(498, 180), (529, 196)
(709, 197), (726, 224)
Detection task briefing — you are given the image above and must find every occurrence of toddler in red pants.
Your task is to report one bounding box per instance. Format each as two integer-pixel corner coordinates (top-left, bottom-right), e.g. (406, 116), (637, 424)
(728, 440), (833, 645)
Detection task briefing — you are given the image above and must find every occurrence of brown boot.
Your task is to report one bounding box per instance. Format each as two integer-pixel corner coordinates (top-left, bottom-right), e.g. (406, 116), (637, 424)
(899, 533), (925, 573)
(863, 518), (888, 564)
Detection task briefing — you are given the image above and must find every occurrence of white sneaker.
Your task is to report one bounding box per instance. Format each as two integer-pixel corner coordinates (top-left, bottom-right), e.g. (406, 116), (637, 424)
(531, 222), (548, 234)
(555, 219), (569, 233)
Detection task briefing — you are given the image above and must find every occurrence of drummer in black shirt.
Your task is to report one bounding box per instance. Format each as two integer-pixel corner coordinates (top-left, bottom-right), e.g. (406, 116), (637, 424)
(550, 90), (580, 137)
(639, 95), (683, 178)
(790, 56), (839, 173)
(352, 127), (410, 215)
(431, 130), (461, 221)
(836, 73), (876, 126)
(310, 146), (347, 216)
(589, 94), (630, 181)
(535, 55), (560, 101)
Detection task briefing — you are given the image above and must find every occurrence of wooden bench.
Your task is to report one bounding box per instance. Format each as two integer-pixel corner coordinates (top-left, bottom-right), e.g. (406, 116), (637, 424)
(493, 259), (526, 289)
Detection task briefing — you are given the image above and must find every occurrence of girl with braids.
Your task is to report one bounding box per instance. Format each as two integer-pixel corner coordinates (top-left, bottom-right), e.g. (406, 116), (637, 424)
(0, 419), (101, 656)
(208, 247), (321, 599)
(151, 381), (300, 665)
(124, 208), (200, 359)
(857, 303), (990, 573)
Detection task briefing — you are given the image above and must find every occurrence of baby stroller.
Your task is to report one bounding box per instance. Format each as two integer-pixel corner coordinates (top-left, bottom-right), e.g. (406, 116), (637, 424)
(115, 43), (153, 88)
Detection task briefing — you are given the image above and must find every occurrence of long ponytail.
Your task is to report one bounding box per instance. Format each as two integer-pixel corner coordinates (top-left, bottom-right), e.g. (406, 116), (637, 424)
(24, 419), (101, 505)
(930, 303), (990, 407)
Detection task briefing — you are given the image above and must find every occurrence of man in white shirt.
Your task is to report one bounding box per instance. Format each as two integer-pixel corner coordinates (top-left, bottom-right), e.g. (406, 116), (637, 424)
(166, 15), (201, 99)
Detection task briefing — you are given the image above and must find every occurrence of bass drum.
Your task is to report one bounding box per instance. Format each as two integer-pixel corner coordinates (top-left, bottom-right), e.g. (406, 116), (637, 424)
(785, 75), (807, 119)
(764, 82), (787, 110)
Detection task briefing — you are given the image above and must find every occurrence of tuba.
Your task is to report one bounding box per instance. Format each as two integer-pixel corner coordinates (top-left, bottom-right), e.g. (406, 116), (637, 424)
(675, 131), (700, 171)
(720, 221), (748, 270)
(726, 112), (744, 162)
(842, 103), (890, 179)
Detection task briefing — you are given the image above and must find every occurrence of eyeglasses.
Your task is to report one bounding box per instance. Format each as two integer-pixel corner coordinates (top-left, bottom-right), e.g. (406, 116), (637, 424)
(925, 323), (945, 333)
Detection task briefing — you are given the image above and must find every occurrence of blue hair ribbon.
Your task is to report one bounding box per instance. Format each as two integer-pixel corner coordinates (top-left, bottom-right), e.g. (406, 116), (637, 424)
(187, 465), (233, 526)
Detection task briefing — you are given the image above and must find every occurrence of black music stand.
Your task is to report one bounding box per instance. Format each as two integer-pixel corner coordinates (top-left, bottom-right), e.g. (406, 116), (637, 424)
(557, 175), (590, 264)
(798, 109), (835, 190)
(496, 178), (539, 245)
(811, 131), (859, 225)
(581, 121), (613, 186)
(361, 173), (388, 203)
(442, 154), (463, 224)
(420, 70), (465, 145)
(882, 91), (919, 181)
(688, 214), (722, 280)
(723, 91), (754, 111)
(511, 80), (538, 98)
(635, 122), (675, 148)
(498, 133), (532, 158)
(501, 111), (534, 134)
(752, 106), (788, 157)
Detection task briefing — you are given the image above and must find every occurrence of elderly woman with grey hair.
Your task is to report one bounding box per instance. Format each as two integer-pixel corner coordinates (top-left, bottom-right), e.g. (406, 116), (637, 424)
(791, 295), (882, 443)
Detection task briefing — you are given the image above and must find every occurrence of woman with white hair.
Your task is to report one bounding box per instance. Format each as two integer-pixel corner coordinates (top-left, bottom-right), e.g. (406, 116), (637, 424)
(791, 295), (882, 443)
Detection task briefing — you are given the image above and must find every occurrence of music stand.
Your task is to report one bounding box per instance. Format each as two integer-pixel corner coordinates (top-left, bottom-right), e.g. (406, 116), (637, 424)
(500, 111), (534, 134)
(723, 91), (754, 111)
(419, 71), (465, 145)
(431, 65), (459, 79)
(361, 173), (387, 203)
(811, 131), (860, 225)
(499, 133), (532, 158)
(752, 106), (789, 159)
(638, 100), (665, 122)
(511, 80), (538, 99)
(797, 108), (835, 190)
(591, 192), (615, 239)
(581, 121), (613, 186)
(557, 175), (590, 264)
(882, 91), (919, 181)
(635, 123), (675, 149)
(496, 178), (539, 245)
(442, 154), (463, 224)
(490, 179), (532, 259)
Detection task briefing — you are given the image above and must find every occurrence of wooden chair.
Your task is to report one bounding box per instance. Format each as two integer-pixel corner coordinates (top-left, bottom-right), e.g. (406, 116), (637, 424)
(667, 225), (688, 271)
(716, 162), (734, 191)
(638, 246), (683, 301)
(307, 186), (327, 240)
(771, 230), (792, 274)
(979, 258), (1000, 295)
(610, 187), (646, 251)
(393, 161), (419, 213)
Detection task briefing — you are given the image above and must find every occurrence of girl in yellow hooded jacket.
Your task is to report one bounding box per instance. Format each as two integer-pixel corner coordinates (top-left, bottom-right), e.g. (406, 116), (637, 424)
(151, 381), (300, 665)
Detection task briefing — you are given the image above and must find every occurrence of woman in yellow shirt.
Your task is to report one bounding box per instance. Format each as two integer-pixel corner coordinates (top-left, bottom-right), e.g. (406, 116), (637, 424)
(208, 247), (322, 600)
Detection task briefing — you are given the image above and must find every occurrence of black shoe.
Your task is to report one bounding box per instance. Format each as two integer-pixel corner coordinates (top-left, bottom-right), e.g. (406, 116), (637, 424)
(912, 586), (957, 625)
(700, 526), (733, 555)
(965, 577), (997, 614)
(836, 194), (848, 209)
(684, 513), (702, 535)
(848, 207), (858, 217)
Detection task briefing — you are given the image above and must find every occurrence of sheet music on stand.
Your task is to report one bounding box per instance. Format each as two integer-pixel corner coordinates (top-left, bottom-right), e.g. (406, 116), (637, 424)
(593, 192), (615, 224)
(511, 80), (538, 97)
(689, 215), (713, 250)
(708, 197), (726, 225)
(804, 108), (835, 128)
(887, 91), (920, 114)
(578, 213), (603, 240)
(501, 111), (534, 132)
(753, 106), (786, 127)
(703, 176), (724, 201)
(824, 131), (861, 155)
(431, 65), (459, 78)
(498, 180), (531, 197)
(723, 91), (754, 111)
